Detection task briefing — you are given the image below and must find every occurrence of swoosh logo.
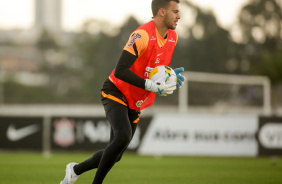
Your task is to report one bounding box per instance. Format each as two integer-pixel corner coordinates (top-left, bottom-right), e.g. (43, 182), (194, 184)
(168, 37), (175, 42)
(7, 124), (40, 141)
(157, 88), (164, 94)
(157, 53), (163, 57)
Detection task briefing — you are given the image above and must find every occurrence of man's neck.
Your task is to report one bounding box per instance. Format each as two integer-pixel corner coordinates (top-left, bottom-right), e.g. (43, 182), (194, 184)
(154, 19), (168, 39)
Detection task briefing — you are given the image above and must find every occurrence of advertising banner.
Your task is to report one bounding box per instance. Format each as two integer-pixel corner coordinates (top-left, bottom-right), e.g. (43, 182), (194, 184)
(51, 116), (152, 152)
(257, 116), (282, 155)
(5, 114), (281, 157)
(0, 116), (43, 150)
(138, 114), (258, 156)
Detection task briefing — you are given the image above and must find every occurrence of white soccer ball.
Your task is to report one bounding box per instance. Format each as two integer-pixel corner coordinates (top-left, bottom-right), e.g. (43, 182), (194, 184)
(149, 65), (177, 86)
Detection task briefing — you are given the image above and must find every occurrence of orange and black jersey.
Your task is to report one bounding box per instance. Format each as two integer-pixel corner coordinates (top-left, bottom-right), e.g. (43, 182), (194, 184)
(103, 22), (178, 110)
(114, 27), (178, 89)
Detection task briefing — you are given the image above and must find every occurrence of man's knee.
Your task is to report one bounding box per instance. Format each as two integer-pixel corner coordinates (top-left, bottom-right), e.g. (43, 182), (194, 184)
(116, 133), (131, 146)
(116, 155), (123, 163)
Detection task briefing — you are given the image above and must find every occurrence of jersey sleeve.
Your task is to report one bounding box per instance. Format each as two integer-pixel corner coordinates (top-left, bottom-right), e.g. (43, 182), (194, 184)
(123, 29), (149, 58)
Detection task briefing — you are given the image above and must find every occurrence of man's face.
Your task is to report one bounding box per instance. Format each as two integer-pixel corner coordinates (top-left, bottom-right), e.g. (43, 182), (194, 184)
(164, 1), (180, 30)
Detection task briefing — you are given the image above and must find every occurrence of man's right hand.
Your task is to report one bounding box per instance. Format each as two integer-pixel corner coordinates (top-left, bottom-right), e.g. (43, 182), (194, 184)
(145, 79), (176, 96)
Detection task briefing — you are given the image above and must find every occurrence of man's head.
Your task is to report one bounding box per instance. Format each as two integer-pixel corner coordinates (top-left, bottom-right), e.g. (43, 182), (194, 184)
(151, 0), (180, 30)
(151, 0), (180, 17)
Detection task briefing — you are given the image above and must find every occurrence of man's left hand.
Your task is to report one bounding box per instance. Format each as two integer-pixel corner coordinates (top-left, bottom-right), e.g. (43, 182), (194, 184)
(174, 67), (186, 88)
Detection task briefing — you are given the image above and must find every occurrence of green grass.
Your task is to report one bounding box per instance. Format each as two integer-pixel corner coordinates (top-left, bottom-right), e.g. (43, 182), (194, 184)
(0, 152), (281, 184)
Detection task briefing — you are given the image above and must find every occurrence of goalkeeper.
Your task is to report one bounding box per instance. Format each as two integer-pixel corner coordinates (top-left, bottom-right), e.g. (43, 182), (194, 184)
(60, 0), (185, 183)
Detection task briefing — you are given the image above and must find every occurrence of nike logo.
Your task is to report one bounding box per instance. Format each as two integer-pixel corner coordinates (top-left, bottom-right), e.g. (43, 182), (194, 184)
(150, 36), (156, 41)
(168, 37), (175, 42)
(157, 88), (164, 94)
(7, 124), (40, 141)
(157, 53), (163, 57)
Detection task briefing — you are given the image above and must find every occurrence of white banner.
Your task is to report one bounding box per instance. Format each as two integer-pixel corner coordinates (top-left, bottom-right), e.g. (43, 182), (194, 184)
(138, 114), (258, 156)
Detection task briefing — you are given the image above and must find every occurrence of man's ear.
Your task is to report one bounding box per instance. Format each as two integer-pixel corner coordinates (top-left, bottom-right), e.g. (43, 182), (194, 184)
(158, 8), (166, 17)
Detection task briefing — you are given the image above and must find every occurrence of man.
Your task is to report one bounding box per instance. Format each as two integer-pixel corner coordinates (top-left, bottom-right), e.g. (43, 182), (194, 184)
(60, 0), (185, 183)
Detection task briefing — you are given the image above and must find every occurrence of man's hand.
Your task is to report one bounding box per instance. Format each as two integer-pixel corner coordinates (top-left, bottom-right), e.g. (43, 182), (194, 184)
(174, 67), (186, 88)
(145, 79), (176, 96)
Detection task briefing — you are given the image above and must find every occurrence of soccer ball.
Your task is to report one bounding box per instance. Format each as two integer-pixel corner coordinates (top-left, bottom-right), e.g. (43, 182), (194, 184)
(149, 65), (177, 86)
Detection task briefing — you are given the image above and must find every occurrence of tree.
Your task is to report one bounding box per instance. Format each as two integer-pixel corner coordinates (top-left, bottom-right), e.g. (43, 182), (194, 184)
(239, 0), (282, 52)
(35, 29), (85, 103)
(36, 28), (59, 51)
(173, 1), (242, 74)
(72, 17), (141, 103)
(238, 0), (282, 112)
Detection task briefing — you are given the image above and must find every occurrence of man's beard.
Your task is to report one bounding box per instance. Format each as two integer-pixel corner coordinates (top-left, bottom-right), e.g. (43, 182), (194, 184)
(164, 15), (175, 30)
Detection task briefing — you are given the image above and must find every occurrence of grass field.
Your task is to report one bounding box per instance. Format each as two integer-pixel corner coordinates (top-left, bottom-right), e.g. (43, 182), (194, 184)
(0, 152), (281, 184)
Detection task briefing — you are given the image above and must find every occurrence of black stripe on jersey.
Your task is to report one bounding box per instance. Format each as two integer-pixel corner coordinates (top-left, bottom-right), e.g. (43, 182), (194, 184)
(133, 43), (139, 58)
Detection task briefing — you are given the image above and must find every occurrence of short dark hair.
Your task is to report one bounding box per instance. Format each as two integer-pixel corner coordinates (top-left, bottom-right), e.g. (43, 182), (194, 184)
(151, 0), (180, 17)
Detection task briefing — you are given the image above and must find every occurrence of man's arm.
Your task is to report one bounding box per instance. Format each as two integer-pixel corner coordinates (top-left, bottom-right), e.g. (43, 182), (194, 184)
(114, 49), (145, 89)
